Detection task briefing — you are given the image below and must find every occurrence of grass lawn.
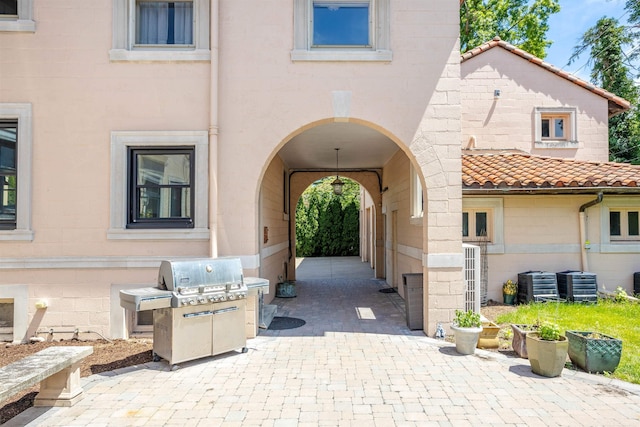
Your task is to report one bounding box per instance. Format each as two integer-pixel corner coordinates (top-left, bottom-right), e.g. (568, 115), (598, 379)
(496, 299), (640, 384)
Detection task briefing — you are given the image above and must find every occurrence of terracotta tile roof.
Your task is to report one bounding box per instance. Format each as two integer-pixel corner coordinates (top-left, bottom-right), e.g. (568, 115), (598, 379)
(461, 37), (631, 117)
(462, 151), (640, 192)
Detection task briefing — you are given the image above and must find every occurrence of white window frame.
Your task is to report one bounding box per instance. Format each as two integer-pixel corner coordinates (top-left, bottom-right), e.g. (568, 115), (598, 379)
(110, 0), (210, 62)
(462, 198), (504, 253)
(462, 208), (494, 242)
(534, 107), (577, 148)
(0, 103), (33, 241)
(109, 131), (209, 240)
(0, 0), (35, 32)
(609, 208), (640, 241)
(292, 0), (391, 62)
(410, 164), (423, 224)
(601, 197), (640, 253)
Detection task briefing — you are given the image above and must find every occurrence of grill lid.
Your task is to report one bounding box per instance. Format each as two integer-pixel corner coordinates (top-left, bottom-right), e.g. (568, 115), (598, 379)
(158, 257), (244, 291)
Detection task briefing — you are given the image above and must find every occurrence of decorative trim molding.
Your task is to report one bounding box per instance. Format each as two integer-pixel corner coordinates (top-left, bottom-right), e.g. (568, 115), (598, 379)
(427, 253), (464, 269)
(261, 242), (289, 259)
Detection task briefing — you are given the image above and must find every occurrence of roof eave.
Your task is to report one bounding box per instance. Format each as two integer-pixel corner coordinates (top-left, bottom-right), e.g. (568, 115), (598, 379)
(463, 187), (640, 196)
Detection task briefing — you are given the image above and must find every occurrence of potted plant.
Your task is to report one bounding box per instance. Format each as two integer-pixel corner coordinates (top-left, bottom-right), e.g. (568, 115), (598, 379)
(451, 309), (482, 355)
(477, 320), (501, 349)
(502, 279), (518, 305)
(511, 323), (539, 358)
(566, 330), (623, 374)
(525, 322), (569, 377)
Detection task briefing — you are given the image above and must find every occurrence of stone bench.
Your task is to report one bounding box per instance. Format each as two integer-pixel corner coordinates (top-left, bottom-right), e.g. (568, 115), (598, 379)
(0, 346), (93, 407)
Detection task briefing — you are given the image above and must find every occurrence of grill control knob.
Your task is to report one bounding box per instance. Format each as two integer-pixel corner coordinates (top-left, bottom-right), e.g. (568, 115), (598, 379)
(197, 297), (205, 304)
(228, 294), (235, 300)
(188, 299), (196, 305)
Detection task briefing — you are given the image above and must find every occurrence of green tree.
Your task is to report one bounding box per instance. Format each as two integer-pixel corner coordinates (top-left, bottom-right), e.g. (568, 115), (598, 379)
(295, 177), (360, 257)
(569, 17), (640, 163)
(460, 0), (560, 58)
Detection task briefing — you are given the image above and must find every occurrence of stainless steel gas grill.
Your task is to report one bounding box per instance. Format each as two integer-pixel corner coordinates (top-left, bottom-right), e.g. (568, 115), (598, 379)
(120, 257), (249, 366)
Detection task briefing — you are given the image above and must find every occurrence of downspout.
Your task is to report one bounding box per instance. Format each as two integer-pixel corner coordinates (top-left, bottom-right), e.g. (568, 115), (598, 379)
(209, 0), (220, 258)
(579, 192), (603, 272)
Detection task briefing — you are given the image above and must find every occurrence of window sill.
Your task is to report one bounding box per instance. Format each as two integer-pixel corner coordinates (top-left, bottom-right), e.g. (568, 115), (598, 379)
(109, 49), (211, 62)
(0, 19), (35, 32)
(0, 230), (34, 241)
(534, 140), (578, 149)
(291, 49), (392, 62)
(107, 228), (210, 240)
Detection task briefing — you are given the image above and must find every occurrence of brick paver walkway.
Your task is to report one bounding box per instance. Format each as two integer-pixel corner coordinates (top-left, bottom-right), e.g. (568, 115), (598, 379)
(6, 257), (640, 426)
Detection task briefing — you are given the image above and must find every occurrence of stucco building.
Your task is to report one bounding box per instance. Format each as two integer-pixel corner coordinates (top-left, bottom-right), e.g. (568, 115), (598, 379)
(1, 0), (462, 342)
(2, 2), (639, 344)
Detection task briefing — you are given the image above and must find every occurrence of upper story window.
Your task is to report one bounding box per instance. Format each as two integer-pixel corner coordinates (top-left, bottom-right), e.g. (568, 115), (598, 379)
(135, 1), (193, 46)
(0, 103), (33, 241)
(0, 0), (35, 32)
(110, 0), (210, 62)
(534, 107), (577, 148)
(292, 0), (391, 62)
(128, 147), (194, 229)
(313, 2), (370, 47)
(0, 121), (17, 230)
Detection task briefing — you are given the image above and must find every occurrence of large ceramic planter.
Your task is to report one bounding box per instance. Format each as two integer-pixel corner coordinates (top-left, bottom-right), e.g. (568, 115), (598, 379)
(511, 324), (538, 358)
(477, 321), (500, 349)
(526, 332), (569, 377)
(451, 325), (483, 355)
(566, 330), (622, 374)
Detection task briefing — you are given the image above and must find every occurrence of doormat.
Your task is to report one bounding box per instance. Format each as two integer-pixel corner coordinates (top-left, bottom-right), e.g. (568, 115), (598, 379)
(378, 288), (397, 293)
(268, 317), (306, 330)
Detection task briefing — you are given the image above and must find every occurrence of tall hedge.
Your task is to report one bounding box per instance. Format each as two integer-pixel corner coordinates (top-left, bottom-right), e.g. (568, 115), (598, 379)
(295, 177), (360, 257)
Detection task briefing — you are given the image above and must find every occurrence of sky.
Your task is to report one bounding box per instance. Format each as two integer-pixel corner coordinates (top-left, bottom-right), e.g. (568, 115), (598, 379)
(545, 0), (630, 80)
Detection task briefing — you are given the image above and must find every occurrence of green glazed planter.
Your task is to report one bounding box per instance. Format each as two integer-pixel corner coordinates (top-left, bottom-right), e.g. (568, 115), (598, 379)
(503, 293), (516, 305)
(566, 330), (622, 374)
(526, 332), (569, 377)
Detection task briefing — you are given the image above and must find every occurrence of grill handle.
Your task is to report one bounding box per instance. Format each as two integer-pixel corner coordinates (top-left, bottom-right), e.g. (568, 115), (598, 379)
(212, 306), (239, 315)
(183, 310), (213, 318)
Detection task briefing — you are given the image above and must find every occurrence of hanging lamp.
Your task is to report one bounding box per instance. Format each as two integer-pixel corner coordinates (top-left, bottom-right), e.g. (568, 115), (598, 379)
(331, 148), (344, 195)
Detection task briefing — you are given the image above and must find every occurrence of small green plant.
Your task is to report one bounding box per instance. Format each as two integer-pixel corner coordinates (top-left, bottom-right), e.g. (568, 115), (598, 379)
(614, 286), (629, 303)
(538, 322), (561, 341)
(502, 279), (518, 296)
(453, 309), (481, 328)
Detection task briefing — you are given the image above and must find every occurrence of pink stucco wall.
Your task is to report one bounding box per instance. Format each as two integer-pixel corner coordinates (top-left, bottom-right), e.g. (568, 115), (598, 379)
(461, 48), (610, 161)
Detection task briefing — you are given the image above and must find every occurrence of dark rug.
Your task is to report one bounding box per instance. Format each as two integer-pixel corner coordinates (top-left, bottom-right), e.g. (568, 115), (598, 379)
(378, 288), (397, 293)
(268, 316), (306, 330)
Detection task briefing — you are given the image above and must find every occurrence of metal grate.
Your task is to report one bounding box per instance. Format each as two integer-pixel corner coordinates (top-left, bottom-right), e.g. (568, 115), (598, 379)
(463, 244), (481, 313)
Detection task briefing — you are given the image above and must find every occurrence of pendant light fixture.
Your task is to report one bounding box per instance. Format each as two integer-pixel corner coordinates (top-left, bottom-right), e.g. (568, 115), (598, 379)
(331, 148), (344, 196)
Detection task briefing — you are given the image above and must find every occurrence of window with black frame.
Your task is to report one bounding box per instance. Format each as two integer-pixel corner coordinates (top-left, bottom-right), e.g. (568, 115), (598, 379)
(0, 120), (17, 230)
(128, 147), (194, 228)
(0, 0), (18, 16)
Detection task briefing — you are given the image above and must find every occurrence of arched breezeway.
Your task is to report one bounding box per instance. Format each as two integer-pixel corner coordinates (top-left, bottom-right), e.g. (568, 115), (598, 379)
(253, 118), (465, 337)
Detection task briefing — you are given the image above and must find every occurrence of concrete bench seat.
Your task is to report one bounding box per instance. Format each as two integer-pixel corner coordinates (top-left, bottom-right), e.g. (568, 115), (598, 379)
(0, 346), (93, 407)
